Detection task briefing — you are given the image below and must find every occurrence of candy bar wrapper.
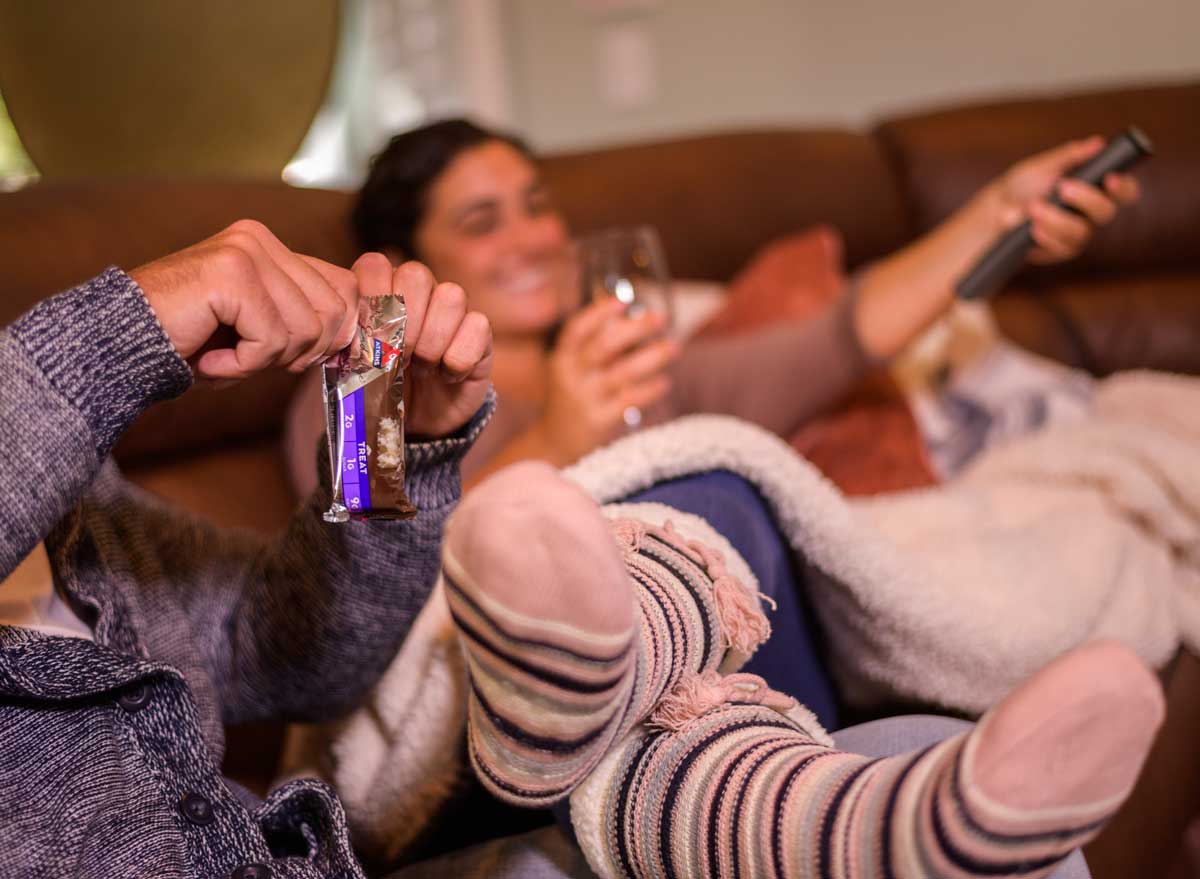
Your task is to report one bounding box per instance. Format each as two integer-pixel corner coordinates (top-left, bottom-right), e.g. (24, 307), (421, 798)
(322, 294), (417, 522)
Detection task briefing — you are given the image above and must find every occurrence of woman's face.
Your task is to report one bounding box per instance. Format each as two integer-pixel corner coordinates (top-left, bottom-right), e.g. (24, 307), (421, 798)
(413, 140), (575, 339)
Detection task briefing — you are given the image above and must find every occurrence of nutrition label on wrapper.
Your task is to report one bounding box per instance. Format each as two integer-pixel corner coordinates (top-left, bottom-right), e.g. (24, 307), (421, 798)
(339, 387), (371, 514)
(322, 294), (416, 523)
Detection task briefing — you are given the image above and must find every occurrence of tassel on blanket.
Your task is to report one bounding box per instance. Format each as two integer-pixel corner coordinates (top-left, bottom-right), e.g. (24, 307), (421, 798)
(648, 670), (797, 732)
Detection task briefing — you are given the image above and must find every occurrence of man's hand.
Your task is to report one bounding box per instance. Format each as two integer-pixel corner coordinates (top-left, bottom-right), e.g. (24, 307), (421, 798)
(992, 137), (1141, 264)
(350, 254), (493, 439)
(131, 219), (359, 381)
(133, 222), (493, 439)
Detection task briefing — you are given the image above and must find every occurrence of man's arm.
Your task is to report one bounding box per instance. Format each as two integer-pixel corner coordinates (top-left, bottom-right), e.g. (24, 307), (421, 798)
(3, 224), (493, 724)
(130, 244), (492, 725)
(136, 252), (493, 723)
(93, 395), (492, 725)
(0, 268), (192, 577)
(1, 219), (363, 577)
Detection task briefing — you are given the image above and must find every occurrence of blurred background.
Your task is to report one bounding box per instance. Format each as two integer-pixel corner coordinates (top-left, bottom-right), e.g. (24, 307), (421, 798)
(2, 10), (1198, 876)
(0, 0), (1196, 188)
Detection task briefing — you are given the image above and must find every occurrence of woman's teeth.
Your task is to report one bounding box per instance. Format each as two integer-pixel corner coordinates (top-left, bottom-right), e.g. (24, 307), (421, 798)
(502, 269), (550, 294)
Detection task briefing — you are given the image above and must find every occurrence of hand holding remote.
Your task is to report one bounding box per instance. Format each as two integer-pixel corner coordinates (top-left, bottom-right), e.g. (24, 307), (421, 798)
(957, 127), (1153, 300)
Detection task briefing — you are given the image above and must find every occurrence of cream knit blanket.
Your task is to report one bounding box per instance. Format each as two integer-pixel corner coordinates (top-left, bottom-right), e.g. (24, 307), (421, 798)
(569, 370), (1200, 713)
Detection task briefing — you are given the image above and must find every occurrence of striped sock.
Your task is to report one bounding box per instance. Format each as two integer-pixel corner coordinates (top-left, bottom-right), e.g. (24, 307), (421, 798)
(442, 462), (770, 806)
(570, 641), (1164, 879)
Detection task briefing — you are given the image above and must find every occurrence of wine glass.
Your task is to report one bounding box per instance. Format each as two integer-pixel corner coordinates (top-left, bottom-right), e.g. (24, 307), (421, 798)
(576, 225), (673, 429)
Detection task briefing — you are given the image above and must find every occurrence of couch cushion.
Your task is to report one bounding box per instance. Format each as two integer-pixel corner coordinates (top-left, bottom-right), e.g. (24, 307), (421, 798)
(697, 226), (937, 496)
(877, 79), (1200, 376)
(0, 180), (357, 310)
(875, 79), (1200, 276)
(993, 272), (1200, 376)
(542, 130), (911, 282)
(0, 180), (356, 469)
(124, 436), (297, 534)
(700, 224), (845, 334)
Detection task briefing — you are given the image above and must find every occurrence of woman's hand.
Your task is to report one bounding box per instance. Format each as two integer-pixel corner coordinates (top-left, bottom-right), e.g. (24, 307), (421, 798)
(853, 137), (1142, 361)
(988, 137), (1141, 264)
(538, 298), (680, 463)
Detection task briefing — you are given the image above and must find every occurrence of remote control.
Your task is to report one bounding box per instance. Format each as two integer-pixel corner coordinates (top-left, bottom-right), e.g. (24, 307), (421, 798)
(956, 126), (1153, 301)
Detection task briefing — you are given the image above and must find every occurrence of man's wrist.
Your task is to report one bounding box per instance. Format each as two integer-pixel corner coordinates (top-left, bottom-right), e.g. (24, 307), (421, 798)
(11, 268), (193, 456)
(407, 389), (496, 469)
(401, 390), (495, 508)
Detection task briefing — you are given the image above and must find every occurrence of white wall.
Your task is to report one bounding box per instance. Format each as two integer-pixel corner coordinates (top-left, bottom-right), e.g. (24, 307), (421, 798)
(502, 0), (1200, 152)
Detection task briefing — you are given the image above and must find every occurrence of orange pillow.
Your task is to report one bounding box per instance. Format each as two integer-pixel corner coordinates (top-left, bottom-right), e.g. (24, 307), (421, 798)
(700, 225), (846, 335)
(699, 226), (938, 496)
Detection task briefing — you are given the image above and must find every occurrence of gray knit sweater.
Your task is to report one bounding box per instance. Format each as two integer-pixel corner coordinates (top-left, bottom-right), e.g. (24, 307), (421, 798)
(0, 268), (488, 878)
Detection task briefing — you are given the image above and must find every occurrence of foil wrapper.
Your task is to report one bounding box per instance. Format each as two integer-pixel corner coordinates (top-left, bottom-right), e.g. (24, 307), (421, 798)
(322, 294), (417, 522)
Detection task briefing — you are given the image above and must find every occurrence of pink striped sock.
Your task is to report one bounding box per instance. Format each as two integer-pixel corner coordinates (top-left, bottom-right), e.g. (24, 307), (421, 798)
(571, 640), (1164, 879)
(443, 462), (769, 806)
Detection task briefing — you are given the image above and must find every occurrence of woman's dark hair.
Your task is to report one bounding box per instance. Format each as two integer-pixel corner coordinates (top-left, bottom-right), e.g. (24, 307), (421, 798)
(352, 118), (534, 259)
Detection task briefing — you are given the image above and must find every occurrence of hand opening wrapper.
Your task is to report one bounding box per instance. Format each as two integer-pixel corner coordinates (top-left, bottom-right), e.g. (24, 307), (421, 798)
(322, 295), (417, 522)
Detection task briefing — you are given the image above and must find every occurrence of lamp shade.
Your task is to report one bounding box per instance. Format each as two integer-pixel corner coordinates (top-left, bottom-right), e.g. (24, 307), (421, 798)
(0, 0), (339, 177)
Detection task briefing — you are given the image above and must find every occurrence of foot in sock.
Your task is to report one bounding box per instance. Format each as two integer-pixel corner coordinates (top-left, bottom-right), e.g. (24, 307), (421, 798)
(570, 639), (1164, 879)
(445, 464), (1163, 877)
(442, 461), (769, 805)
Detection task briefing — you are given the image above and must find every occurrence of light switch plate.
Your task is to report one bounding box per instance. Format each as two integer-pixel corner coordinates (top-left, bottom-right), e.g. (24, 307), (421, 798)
(596, 21), (658, 109)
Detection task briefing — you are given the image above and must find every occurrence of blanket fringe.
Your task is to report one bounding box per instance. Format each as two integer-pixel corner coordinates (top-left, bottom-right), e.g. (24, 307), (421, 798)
(648, 670), (797, 732)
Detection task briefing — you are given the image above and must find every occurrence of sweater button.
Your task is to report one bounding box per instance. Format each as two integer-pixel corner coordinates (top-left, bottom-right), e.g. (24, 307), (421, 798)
(231, 864), (271, 879)
(117, 682), (151, 712)
(179, 793), (215, 826)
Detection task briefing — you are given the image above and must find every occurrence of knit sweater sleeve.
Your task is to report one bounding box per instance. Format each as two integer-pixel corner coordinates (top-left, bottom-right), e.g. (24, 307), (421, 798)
(98, 397), (493, 725)
(3, 268), (491, 724)
(0, 268), (192, 578)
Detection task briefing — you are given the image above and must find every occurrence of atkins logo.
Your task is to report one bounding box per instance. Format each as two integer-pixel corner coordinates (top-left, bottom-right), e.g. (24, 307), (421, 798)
(372, 339), (401, 369)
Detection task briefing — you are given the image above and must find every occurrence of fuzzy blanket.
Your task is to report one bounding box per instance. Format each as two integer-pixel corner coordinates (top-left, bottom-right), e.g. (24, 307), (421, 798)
(282, 369), (1200, 864)
(570, 370), (1200, 712)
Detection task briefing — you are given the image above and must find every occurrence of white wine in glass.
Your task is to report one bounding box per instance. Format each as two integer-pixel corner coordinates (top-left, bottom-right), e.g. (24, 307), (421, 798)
(576, 225), (674, 429)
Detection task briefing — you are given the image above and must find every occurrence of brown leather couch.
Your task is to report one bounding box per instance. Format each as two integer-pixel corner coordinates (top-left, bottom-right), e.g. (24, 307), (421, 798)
(2, 78), (1198, 875)
(2, 77), (1197, 538)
